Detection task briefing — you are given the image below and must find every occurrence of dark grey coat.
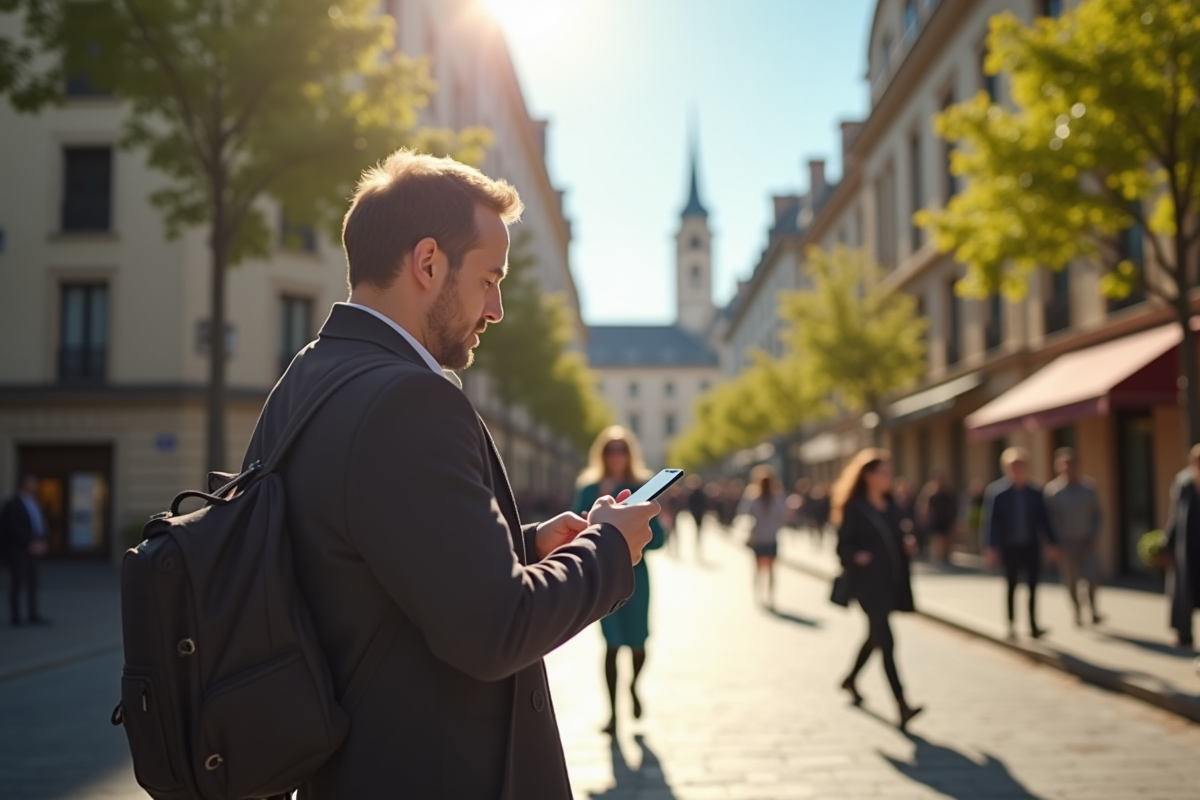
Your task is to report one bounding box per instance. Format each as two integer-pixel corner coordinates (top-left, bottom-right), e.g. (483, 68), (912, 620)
(836, 498), (915, 616)
(1164, 468), (1199, 634)
(242, 303), (634, 799)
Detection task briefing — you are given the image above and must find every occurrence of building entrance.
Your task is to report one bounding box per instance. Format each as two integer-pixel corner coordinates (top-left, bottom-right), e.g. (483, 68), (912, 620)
(15, 444), (112, 558)
(1115, 411), (1155, 576)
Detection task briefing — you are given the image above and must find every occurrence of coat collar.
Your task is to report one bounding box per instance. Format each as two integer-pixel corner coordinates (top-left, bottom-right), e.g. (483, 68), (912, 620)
(316, 302), (433, 368)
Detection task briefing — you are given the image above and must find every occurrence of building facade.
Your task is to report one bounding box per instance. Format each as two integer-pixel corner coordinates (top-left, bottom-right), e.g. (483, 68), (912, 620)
(589, 149), (721, 469)
(722, 0), (1189, 577)
(0, 0), (582, 562)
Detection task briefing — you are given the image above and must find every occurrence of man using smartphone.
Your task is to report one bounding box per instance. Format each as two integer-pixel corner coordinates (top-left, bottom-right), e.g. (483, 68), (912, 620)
(242, 149), (660, 799)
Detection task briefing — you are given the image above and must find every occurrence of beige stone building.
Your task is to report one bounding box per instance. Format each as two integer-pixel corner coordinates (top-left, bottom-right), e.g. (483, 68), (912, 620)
(722, 0), (1191, 578)
(589, 149), (721, 469)
(0, 0), (583, 562)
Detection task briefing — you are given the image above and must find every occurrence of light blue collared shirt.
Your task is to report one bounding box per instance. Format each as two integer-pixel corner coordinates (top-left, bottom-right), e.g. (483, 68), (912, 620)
(20, 493), (44, 538)
(343, 302), (443, 375)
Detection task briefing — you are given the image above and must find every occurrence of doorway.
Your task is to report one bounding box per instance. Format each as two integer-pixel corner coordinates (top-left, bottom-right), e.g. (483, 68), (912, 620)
(1115, 411), (1155, 575)
(15, 444), (113, 558)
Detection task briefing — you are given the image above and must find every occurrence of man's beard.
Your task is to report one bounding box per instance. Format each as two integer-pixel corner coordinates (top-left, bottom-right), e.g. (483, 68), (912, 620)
(426, 272), (485, 370)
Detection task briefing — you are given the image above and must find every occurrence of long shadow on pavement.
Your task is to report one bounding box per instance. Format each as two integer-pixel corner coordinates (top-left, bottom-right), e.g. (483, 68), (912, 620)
(588, 734), (676, 800)
(882, 734), (1044, 800)
(767, 607), (822, 628)
(1098, 631), (1198, 660)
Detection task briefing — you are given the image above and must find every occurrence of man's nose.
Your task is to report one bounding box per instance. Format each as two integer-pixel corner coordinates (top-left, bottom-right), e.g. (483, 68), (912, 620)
(485, 289), (503, 323)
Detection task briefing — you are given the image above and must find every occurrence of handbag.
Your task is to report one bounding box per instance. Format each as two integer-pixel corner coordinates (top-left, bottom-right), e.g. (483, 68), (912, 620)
(830, 572), (852, 607)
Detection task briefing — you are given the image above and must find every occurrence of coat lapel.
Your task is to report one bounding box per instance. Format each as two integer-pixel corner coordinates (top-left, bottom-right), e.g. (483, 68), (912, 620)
(477, 415), (526, 564)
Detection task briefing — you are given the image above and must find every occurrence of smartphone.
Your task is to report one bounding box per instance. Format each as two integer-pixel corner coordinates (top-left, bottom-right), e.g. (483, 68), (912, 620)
(622, 469), (685, 505)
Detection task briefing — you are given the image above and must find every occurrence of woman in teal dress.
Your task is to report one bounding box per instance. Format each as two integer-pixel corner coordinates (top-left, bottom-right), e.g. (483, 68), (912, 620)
(573, 425), (665, 735)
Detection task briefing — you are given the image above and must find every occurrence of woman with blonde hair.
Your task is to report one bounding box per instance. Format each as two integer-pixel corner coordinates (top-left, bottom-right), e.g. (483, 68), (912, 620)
(573, 425), (665, 735)
(832, 448), (923, 730)
(739, 465), (787, 608)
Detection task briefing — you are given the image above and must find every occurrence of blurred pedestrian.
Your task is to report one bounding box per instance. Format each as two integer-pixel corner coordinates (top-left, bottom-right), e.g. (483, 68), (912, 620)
(1162, 444), (1200, 649)
(833, 449), (923, 731)
(0, 474), (49, 626)
(573, 426), (665, 734)
(791, 477), (814, 533)
(684, 475), (707, 559)
(809, 482), (832, 542)
(892, 476), (917, 537)
(1044, 448), (1104, 627)
(917, 470), (958, 564)
(961, 477), (987, 553)
(739, 466), (787, 608)
(983, 447), (1059, 640)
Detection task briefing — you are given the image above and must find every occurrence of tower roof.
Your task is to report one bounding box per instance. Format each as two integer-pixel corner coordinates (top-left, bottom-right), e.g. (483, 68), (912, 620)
(680, 133), (708, 219)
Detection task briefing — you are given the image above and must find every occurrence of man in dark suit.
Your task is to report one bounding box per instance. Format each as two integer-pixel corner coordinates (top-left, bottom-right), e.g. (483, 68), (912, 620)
(983, 447), (1059, 639)
(242, 149), (659, 799)
(0, 474), (50, 626)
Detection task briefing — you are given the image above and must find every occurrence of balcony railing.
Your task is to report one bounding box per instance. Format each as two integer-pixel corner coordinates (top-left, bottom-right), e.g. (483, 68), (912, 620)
(58, 346), (106, 383)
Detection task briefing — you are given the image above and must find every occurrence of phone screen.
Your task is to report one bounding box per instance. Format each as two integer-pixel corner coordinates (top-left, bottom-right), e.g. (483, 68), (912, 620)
(623, 469), (685, 505)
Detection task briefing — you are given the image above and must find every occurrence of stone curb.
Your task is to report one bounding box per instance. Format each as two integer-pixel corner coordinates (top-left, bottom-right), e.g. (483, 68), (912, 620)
(779, 555), (1200, 725)
(0, 639), (123, 684)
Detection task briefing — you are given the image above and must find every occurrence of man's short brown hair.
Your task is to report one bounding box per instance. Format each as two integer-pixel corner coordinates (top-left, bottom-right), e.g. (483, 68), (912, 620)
(343, 149), (523, 289)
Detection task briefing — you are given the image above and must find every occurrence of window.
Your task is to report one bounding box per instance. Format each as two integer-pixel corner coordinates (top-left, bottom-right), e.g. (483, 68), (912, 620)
(690, 235), (702, 249)
(665, 413), (676, 437)
(628, 413), (640, 437)
(985, 294), (1003, 351)
(63, 4), (112, 97)
(941, 93), (958, 200)
(880, 34), (893, 74)
(61, 147), (112, 232)
(909, 131), (923, 252)
(1109, 212), (1147, 313)
(875, 163), (897, 269)
(665, 381), (675, 398)
(280, 208), (317, 254)
(1040, 0), (1063, 17)
(279, 296), (313, 375)
(946, 279), (961, 367)
(903, 0), (919, 43)
(1044, 268), (1071, 335)
(691, 264), (702, 285)
(980, 47), (998, 102)
(628, 381), (638, 398)
(59, 284), (108, 383)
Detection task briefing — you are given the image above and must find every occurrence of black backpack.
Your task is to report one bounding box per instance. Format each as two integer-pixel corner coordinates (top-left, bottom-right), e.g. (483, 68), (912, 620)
(113, 357), (397, 800)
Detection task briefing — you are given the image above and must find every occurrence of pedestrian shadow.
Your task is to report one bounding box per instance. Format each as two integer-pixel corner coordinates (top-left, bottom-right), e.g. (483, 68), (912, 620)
(1098, 631), (1197, 660)
(588, 734), (676, 799)
(882, 734), (1044, 800)
(766, 607), (822, 628)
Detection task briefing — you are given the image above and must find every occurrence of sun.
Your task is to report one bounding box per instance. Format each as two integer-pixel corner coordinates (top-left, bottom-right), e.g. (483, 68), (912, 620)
(478, 0), (581, 46)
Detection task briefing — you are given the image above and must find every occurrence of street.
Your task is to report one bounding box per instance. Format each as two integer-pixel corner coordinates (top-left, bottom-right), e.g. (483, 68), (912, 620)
(2, 523), (1199, 799)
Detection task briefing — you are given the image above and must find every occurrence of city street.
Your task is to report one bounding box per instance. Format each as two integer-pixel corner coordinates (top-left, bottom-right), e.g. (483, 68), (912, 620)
(4, 522), (1200, 799)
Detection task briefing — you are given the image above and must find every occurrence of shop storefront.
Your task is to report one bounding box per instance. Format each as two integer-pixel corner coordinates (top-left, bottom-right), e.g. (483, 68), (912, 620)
(15, 443), (113, 558)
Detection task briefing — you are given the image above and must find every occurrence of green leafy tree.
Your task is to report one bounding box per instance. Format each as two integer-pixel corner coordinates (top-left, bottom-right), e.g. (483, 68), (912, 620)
(779, 246), (927, 444)
(471, 233), (611, 452)
(0, 0), (488, 470)
(917, 0), (1200, 443)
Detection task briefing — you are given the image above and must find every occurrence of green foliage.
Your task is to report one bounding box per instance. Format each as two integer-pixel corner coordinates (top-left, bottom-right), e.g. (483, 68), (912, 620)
(916, 0), (1200, 302)
(471, 233), (611, 451)
(780, 246), (927, 416)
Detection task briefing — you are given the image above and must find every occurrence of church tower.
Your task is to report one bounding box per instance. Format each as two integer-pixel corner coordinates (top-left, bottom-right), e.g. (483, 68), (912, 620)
(675, 137), (715, 333)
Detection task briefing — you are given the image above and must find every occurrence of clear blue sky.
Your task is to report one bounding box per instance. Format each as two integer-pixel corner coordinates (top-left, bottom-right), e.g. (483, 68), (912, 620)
(486, 0), (875, 324)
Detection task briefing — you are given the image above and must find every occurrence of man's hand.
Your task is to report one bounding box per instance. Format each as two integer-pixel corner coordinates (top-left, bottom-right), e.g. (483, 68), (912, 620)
(533, 512), (591, 560)
(1046, 545), (1061, 564)
(853, 551), (873, 566)
(986, 548), (999, 568)
(588, 491), (659, 565)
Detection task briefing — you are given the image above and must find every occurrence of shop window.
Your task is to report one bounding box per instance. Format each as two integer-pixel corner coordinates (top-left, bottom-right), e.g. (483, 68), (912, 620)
(279, 295), (313, 375)
(62, 146), (113, 232)
(58, 283), (108, 383)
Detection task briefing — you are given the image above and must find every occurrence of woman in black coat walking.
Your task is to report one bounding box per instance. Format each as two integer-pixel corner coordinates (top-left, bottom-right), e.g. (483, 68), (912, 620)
(1162, 444), (1200, 648)
(833, 448), (923, 730)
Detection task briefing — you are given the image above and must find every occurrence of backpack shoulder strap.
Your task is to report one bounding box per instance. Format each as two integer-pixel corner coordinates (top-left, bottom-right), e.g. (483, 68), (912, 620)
(262, 356), (392, 474)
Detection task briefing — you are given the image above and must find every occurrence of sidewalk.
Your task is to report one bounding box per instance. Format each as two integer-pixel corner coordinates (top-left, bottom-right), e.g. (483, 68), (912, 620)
(776, 528), (1200, 724)
(0, 561), (123, 683)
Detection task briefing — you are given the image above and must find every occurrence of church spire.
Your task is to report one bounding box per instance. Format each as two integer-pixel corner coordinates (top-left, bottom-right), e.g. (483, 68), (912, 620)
(681, 122), (708, 219)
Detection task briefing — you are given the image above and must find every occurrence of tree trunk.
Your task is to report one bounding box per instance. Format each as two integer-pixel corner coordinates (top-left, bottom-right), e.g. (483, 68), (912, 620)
(205, 181), (229, 474)
(1176, 230), (1200, 448)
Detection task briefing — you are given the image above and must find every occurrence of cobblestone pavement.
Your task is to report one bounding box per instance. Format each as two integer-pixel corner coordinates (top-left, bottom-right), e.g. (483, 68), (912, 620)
(3, 524), (1200, 799)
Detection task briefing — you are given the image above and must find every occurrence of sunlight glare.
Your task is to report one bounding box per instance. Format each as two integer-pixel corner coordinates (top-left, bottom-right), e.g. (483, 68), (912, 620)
(479, 0), (582, 47)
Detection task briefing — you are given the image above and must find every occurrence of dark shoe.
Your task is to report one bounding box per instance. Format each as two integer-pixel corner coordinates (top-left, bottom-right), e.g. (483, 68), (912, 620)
(1175, 636), (1194, 650)
(840, 677), (863, 706)
(631, 689), (643, 720)
(601, 717), (617, 736)
(29, 616), (50, 625)
(899, 704), (924, 732)
(1091, 613), (1105, 626)
(1030, 626), (1047, 640)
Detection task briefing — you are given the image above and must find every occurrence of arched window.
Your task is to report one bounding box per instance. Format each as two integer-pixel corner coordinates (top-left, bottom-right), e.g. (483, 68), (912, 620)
(691, 264), (702, 286)
(690, 235), (702, 249)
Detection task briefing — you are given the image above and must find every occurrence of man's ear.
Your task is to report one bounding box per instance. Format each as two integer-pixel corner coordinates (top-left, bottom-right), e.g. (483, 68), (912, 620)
(412, 237), (439, 289)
